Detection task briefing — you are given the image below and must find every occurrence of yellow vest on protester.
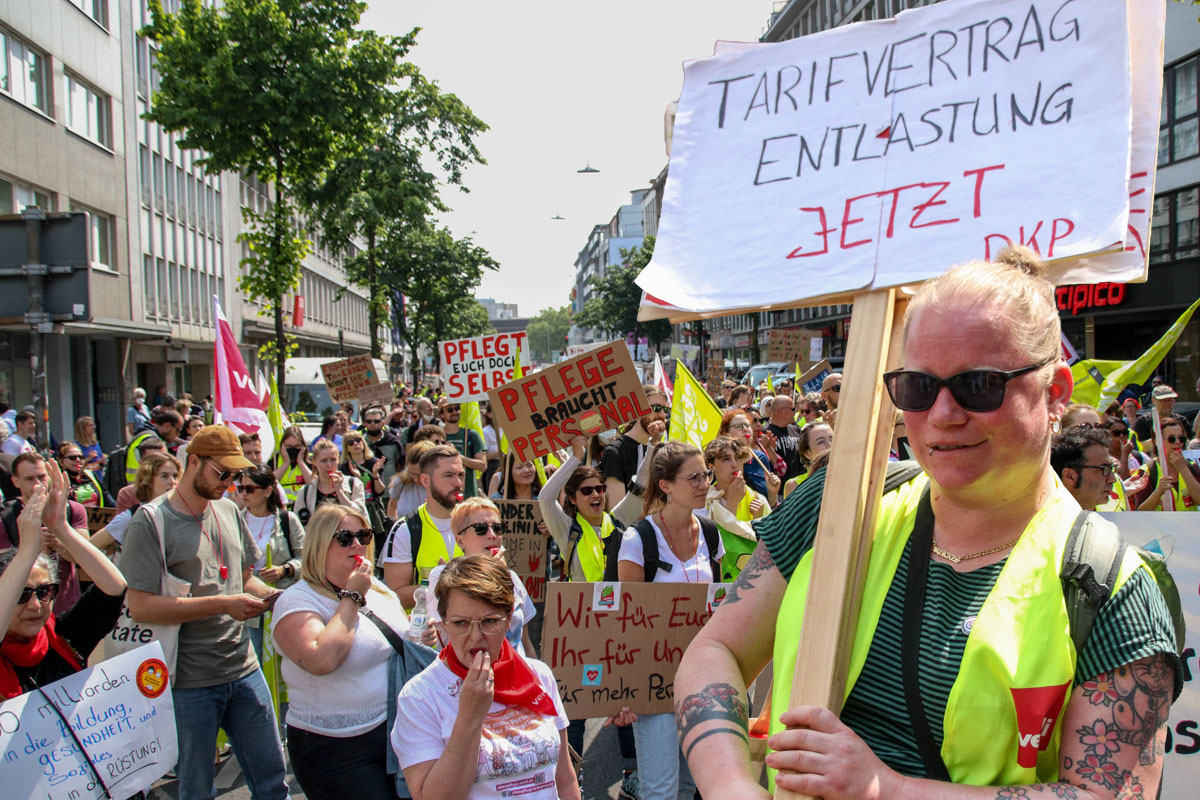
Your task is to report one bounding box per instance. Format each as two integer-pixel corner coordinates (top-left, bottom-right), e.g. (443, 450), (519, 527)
(125, 431), (154, 482)
(413, 504), (463, 583)
(575, 513), (613, 583)
(769, 476), (1144, 787)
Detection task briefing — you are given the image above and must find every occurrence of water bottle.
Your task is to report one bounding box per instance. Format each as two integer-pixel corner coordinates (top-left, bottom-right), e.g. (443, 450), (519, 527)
(408, 585), (428, 643)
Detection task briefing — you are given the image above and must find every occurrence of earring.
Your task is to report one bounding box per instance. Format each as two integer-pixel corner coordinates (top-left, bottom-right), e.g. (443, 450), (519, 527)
(1051, 418), (1061, 434)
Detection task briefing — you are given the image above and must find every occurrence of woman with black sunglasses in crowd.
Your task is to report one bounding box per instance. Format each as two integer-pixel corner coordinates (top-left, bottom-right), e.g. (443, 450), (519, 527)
(271, 504), (408, 800)
(239, 465), (305, 662)
(1130, 416), (1200, 511)
(1, 464), (125, 699)
(675, 247), (1181, 800)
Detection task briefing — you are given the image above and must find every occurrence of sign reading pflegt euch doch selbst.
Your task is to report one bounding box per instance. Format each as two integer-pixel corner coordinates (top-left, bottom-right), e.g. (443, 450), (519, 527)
(439, 332), (530, 402)
(0, 642), (177, 800)
(488, 341), (649, 463)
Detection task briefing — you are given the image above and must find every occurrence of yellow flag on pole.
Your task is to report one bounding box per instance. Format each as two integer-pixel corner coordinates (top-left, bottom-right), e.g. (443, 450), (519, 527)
(1094, 295), (1200, 408)
(668, 360), (723, 449)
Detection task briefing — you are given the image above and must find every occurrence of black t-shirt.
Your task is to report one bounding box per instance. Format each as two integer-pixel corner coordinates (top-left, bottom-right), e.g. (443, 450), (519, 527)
(11, 584), (126, 693)
(766, 422), (804, 481)
(601, 434), (645, 490)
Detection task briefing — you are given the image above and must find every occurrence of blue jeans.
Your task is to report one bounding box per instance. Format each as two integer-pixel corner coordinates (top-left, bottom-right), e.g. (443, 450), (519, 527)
(631, 712), (695, 800)
(172, 669), (288, 800)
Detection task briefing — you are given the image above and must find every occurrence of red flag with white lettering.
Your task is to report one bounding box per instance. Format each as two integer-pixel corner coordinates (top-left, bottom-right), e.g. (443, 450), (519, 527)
(213, 296), (268, 431)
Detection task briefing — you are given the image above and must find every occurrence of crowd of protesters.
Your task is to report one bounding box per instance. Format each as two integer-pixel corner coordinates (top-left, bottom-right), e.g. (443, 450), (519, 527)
(0, 250), (1197, 800)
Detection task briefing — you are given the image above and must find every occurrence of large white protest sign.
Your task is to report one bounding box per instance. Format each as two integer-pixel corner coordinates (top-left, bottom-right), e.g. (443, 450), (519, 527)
(637, 0), (1142, 316)
(0, 642), (177, 800)
(439, 332), (530, 402)
(1097, 513), (1200, 797)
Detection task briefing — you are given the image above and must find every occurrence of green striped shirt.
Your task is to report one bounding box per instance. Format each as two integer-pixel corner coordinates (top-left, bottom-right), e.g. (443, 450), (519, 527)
(755, 466), (1182, 777)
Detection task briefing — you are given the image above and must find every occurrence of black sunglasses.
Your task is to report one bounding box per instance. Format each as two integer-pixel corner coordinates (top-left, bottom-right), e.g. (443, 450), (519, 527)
(1165, 434), (1188, 444)
(650, 404), (670, 413)
(61, 454), (83, 461)
(19, 583), (59, 604)
(577, 484), (606, 497)
(458, 521), (500, 536)
(1108, 427), (1129, 437)
(883, 358), (1053, 413)
(333, 529), (373, 547)
(1070, 463), (1116, 477)
(204, 459), (243, 482)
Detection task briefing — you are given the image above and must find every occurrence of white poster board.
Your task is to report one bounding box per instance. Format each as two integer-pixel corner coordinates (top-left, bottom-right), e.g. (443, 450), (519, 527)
(0, 642), (177, 800)
(637, 0), (1148, 316)
(1098, 513), (1200, 798)
(439, 332), (530, 402)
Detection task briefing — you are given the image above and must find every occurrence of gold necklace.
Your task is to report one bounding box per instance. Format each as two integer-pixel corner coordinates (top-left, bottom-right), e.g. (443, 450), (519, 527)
(931, 537), (1020, 564)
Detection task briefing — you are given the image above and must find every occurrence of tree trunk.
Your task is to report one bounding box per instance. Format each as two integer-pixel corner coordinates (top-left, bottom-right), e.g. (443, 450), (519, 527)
(367, 225), (380, 359)
(273, 172), (288, 396)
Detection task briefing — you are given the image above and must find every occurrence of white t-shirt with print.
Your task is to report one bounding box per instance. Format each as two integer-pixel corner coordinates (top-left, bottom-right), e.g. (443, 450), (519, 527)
(618, 515), (725, 584)
(391, 658), (569, 800)
(270, 577), (409, 736)
(426, 564), (537, 656)
(380, 511), (455, 565)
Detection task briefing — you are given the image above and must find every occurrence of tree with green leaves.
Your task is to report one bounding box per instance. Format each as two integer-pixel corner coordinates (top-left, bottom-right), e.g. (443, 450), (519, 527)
(307, 71), (487, 358)
(372, 223), (499, 382)
(574, 236), (672, 353)
(526, 305), (572, 362)
(142, 0), (411, 393)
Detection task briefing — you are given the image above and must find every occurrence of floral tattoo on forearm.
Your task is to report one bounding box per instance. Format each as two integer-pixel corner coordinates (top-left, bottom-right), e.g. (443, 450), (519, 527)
(675, 682), (750, 761)
(1068, 653), (1174, 797)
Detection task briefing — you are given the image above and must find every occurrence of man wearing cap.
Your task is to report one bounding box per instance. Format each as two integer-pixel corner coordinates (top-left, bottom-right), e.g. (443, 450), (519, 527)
(1152, 384), (1192, 438)
(120, 425), (288, 800)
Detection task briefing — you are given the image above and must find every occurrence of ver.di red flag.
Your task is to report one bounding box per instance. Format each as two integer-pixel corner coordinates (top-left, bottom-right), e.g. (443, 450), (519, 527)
(213, 296), (268, 431)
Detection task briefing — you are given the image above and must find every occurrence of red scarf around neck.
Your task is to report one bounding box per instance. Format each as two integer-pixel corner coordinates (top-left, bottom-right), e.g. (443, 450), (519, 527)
(439, 638), (557, 718)
(1, 613), (83, 699)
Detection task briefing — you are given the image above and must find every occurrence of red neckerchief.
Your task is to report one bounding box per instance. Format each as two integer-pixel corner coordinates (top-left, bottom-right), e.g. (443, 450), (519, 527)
(0, 613), (83, 699)
(439, 638), (557, 717)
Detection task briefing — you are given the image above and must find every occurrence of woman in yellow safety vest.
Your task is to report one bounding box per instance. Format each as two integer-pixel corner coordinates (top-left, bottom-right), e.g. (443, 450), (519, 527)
(274, 425), (312, 506)
(672, 246), (1181, 800)
(1131, 417), (1200, 511)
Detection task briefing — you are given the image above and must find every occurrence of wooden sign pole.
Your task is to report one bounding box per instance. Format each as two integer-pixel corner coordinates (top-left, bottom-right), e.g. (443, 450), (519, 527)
(776, 289), (905, 800)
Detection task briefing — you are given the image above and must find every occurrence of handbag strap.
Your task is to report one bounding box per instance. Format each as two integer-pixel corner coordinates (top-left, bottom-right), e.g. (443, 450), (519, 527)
(900, 485), (951, 782)
(360, 606), (408, 654)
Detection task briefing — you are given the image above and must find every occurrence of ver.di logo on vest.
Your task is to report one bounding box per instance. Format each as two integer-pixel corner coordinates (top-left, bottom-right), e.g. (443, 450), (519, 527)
(1010, 683), (1071, 768)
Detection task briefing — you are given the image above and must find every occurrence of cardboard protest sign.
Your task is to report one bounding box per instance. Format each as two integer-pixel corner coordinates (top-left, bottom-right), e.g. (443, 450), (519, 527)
(637, 0), (1140, 316)
(797, 359), (832, 395)
(1095, 513), (1200, 796)
(86, 506), (117, 533)
(669, 360), (723, 450)
(541, 582), (730, 718)
(496, 500), (548, 602)
(0, 642), (177, 800)
(706, 351), (725, 389)
(488, 341), (650, 463)
(439, 332), (530, 403)
(356, 380), (395, 410)
(766, 329), (813, 365)
(320, 355), (381, 403)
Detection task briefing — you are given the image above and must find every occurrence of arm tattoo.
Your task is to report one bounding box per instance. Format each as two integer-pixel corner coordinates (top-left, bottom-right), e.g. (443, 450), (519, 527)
(990, 783), (1085, 799)
(722, 542), (775, 608)
(1071, 653), (1173, 796)
(675, 682), (749, 759)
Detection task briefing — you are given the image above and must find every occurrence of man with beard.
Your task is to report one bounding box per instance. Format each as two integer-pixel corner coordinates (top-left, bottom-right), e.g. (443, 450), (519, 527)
(438, 401), (486, 498)
(603, 385), (669, 509)
(120, 426), (288, 800)
(765, 393), (806, 482)
(381, 444), (466, 606)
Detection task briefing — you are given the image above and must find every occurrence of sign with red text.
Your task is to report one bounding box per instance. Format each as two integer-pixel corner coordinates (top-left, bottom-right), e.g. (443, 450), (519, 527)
(487, 341), (649, 463)
(496, 500), (548, 602)
(636, 0), (1153, 317)
(0, 642), (177, 800)
(540, 582), (730, 718)
(320, 355), (382, 404)
(440, 332), (530, 402)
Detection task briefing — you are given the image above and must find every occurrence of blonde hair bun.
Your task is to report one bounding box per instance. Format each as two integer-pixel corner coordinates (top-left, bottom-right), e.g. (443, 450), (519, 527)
(994, 245), (1048, 280)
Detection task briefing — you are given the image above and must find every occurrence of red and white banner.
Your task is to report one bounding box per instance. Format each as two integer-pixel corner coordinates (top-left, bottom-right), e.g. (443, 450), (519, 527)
(653, 352), (673, 397)
(1060, 332), (1080, 366)
(213, 296), (268, 431)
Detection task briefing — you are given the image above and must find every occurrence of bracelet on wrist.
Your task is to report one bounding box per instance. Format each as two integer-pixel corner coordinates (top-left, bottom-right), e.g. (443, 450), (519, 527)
(337, 589), (366, 607)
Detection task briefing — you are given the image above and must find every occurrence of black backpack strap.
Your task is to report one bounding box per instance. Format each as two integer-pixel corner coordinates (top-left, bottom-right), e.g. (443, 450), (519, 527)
(279, 512), (294, 561)
(697, 516), (722, 580)
(639, 518), (660, 583)
(899, 484), (951, 782)
(565, 517), (583, 580)
(883, 460), (924, 493)
(598, 515), (628, 582)
(1061, 510), (1126, 658)
(405, 511), (423, 563)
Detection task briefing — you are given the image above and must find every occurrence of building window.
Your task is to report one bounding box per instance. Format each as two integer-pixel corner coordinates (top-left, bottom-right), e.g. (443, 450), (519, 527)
(1149, 185), (1199, 264)
(66, 0), (109, 28)
(66, 73), (112, 148)
(0, 176), (52, 212)
(1, 30), (51, 115)
(1160, 55), (1199, 166)
(71, 204), (115, 270)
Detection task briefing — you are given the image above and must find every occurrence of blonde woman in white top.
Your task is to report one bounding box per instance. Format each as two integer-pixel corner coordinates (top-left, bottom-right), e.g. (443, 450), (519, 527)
(271, 504), (408, 800)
